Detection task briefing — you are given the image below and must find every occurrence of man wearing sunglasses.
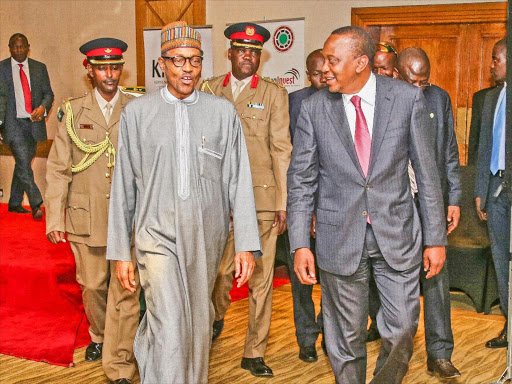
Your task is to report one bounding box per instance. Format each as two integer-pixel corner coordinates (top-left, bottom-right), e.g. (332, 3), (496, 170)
(396, 46), (462, 379)
(201, 22), (292, 378)
(107, 22), (261, 383)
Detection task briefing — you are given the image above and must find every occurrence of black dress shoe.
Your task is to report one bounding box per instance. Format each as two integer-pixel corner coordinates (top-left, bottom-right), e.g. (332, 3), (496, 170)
(212, 318), (224, 341)
(427, 358), (461, 378)
(366, 323), (381, 342)
(85, 342), (103, 361)
(486, 325), (507, 348)
(8, 205), (30, 214)
(111, 379), (132, 384)
(321, 338), (328, 356)
(299, 346), (318, 362)
(32, 207), (43, 220)
(241, 357), (274, 377)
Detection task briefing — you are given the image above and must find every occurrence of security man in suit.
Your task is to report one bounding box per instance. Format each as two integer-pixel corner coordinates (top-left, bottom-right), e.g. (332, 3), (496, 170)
(475, 38), (509, 350)
(45, 38), (140, 384)
(0, 80), (6, 129)
(201, 22), (292, 377)
(0, 33), (54, 219)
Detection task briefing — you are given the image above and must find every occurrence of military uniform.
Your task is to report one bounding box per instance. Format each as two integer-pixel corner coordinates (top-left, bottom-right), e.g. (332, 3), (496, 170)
(201, 71), (291, 359)
(45, 38), (140, 383)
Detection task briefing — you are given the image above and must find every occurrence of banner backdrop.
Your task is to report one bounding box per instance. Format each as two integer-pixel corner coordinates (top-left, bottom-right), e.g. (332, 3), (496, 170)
(225, 18), (305, 93)
(144, 26), (214, 94)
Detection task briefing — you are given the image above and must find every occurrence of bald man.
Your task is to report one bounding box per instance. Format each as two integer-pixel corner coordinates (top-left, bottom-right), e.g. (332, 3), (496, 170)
(396, 47), (462, 379)
(287, 49), (328, 362)
(373, 42), (399, 79)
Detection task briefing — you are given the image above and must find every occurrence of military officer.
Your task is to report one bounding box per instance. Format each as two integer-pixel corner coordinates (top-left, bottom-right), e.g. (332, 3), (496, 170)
(45, 38), (140, 384)
(201, 22), (292, 378)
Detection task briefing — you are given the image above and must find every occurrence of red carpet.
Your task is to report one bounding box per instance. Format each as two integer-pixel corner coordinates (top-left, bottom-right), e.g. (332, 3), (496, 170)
(0, 204), (90, 367)
(0, 203), (289, 366)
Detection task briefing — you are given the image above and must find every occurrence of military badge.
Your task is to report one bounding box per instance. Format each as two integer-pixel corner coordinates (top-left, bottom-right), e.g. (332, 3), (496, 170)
(248, 102), (264, 109)
(79, 124), (93, 130)
(57, 107), (64, 122)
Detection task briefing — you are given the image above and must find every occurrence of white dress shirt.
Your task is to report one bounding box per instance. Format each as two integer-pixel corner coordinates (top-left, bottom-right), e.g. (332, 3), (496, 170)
(95, 87), (119, 123)
(492, 82), (507, 171)
(342, 72), (376, 140)
(11, 57), (32, 118)
(230, 73), (253, 96)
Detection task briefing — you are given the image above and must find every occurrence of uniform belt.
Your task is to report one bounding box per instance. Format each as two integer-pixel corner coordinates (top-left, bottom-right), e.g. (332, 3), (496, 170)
(17, 117), (31, 121)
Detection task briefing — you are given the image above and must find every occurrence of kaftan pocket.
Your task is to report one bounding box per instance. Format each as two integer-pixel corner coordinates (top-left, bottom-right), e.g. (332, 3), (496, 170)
(198, 146), (222, 182)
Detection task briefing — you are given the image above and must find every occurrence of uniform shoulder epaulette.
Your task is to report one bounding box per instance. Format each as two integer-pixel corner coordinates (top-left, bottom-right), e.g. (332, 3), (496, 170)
(120, 86), (146, 97)
(261, 76), (285, 88)
(57, 95), (85, 121)
(200, 75), (224, 93)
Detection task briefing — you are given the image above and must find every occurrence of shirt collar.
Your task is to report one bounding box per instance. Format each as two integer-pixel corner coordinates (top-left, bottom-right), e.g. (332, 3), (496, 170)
(162, 86), (198, 104)
(230, 73), (253, 87)
(342, 72), (376, 107)
(11, 57), (28, 68)
(94, 87), (120, 110)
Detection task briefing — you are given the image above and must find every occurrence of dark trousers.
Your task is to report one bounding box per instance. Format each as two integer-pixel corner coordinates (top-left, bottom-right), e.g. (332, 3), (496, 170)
(486, 174), (511, 317)
(286, 238), (323, 348)
(7, 118), (42, 210)
(321, 225), (420, 384)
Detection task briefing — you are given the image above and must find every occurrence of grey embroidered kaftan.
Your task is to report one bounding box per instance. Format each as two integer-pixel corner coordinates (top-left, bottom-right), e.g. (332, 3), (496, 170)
(106, 88), (261, 384)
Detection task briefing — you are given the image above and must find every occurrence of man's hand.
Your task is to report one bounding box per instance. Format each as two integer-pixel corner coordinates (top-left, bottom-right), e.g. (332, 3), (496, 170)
(30, 106), (45, 122)
(423, 246), (446, 279)
(310, 213), (317, 238)
(272, 210), (287, 234)
(234, 251), (255, 288)
(446, 205), (460, 235)
(294, 247), (317, 285)
(47, 230), (66, 244)
(116, 261), (136, 292)
(475, 197), (487, 221)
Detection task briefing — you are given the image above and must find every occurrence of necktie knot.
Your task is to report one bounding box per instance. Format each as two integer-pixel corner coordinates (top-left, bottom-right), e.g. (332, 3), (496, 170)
(351, 95), (361, 109)
(18, 63), (23, 69)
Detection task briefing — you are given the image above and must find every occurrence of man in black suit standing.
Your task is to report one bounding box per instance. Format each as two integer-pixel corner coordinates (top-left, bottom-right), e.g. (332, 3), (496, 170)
(475, 38), (509, 349)
(397, 47), (462, 379)
(0, 33), (53, 219)
(287, 49), (327, 363)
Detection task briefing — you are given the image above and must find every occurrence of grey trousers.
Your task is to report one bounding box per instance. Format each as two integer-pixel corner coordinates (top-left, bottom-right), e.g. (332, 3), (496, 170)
(321, 225), (420, 384)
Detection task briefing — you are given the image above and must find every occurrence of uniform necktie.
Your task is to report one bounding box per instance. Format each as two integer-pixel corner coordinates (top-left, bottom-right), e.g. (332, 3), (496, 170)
(233, 80), (244, 101)
(490, 92), (506, 175)
(351, 95), (372, 224)
(18, 64), (32, 113)
(105, 103), (112, 125)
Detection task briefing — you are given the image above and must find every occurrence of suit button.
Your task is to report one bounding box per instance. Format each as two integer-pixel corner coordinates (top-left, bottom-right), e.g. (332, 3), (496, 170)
(73, 205), (77, 209)
(106, 194), (110, 199)
(263, 184), (268, 189)
(362, 210), (368, 216)
(252, 115), (256, 119)
(105, 173), (110, 178)
(365, 185), (371, 190)
(105, 153), (109, 157)
(82, 138), (87, 142)
(106, 131), (110, 136)
(241, 113), (244, 117)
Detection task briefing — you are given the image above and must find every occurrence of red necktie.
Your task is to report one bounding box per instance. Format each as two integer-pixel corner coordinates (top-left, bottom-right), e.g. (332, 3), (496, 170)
(351, 95), (372, 223)
(18, 64), (32, 114)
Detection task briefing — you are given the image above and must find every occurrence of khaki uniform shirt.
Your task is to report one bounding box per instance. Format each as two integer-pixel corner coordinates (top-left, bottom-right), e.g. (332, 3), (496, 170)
(201, 74), (292, 216)
(45, 90), (133, 246)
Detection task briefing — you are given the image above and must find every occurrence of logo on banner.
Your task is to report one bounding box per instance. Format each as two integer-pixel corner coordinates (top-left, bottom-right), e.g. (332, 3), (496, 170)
(273, 26), (294, 52)
(273, 68), (300, 86)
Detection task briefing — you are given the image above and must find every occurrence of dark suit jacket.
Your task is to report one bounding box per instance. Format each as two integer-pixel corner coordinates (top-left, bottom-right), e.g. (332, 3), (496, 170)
(287, 75), (447, 276)
(289, 86), (315, 142)
(468, 86), (498, 166)
(0, 80), (6, 128)
(475, 85), (503, 210)
(0, 57), (54, 144)
(423, 85), (462, 208)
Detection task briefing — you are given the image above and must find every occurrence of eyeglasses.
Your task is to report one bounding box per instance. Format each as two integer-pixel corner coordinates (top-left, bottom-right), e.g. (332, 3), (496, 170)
(162, 55), (203, 68)
(376, 42), (397, 55)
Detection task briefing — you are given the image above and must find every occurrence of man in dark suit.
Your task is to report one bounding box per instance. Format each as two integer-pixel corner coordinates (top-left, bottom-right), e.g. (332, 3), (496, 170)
(397, 47), (462, 378)
(475, 38), (509, 349)
(287, 49), (327, 363)
(287, 26), (447, 383)
(0, 33), (54, 219)
(0, 80), (6, 130)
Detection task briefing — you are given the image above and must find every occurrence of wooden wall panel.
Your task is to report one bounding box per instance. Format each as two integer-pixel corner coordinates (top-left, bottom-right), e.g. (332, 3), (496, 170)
(135, 0), (206, 85)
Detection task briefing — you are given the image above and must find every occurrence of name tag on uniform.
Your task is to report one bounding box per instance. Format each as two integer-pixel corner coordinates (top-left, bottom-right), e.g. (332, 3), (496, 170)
(79, 124), (93, 129)
(248, 102), (264, 109)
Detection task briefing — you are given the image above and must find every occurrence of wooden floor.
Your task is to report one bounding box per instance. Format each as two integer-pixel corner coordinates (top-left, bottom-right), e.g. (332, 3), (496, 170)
(0, 284), (506, 384)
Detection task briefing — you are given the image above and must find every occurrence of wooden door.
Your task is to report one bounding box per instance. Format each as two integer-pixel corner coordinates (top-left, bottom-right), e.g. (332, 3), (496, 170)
(353, 3), (507, 165)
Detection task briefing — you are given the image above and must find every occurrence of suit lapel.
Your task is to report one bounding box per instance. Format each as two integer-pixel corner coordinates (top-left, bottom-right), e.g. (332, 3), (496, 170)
(220, 81), (234, 103)
(325, 92), (365, 178)
(3, 60), (15, 98)
(483, 86), (502, 149)
(367, 76), (394, 178)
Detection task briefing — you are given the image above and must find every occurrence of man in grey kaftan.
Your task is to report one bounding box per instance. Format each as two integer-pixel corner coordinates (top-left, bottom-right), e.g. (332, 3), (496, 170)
(106, 21), (261, 384)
